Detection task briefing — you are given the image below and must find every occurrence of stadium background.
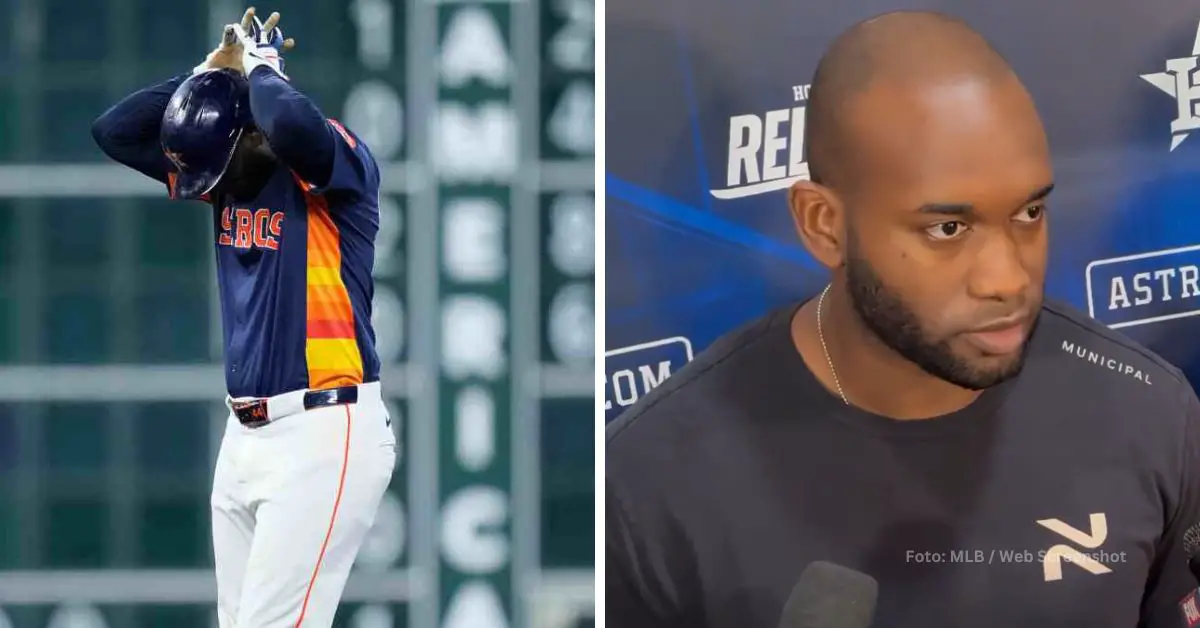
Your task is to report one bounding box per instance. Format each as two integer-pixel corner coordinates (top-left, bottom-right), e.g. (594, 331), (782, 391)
(0, 0), (595, 627)
(605, 0), (1200, 419)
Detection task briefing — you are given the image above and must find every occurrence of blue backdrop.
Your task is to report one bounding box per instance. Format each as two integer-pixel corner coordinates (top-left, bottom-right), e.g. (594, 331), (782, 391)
(605, 0), (1200, 421)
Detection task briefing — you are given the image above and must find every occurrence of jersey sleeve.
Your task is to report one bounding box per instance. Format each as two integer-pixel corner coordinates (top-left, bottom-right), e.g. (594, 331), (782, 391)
(245, 67), (380, 201)
(1138, 385), (1200, 627)
(91, 73), (189, 186)
(291, 119), (380, 200)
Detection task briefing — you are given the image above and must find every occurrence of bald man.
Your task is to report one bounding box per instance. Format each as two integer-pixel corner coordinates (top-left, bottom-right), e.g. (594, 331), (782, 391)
(606, 11), (1200, 628)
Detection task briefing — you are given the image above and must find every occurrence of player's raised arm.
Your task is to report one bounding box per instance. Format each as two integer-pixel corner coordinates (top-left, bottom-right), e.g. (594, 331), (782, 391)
(246, 67), (337, 186)
(91, 74), (190, 184)
(233, 13), (379, 198)
(92, 9), (264, 185)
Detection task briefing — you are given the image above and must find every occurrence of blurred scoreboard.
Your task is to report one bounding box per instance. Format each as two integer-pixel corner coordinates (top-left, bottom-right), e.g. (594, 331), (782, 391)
(0, 0), (594, 627)
(428, 0), (594, 626)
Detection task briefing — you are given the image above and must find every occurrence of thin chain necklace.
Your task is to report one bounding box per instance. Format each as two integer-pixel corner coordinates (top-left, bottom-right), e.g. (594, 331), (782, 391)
(816, 284), (849, 405)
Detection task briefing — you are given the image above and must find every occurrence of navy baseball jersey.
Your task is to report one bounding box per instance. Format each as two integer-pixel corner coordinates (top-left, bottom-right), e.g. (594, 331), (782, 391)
(167, 117), (380, 398)
(93, 68), (382, 398)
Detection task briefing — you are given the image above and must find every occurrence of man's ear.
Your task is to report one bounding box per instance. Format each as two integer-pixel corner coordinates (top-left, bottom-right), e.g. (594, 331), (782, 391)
(787, 180), (846, 270)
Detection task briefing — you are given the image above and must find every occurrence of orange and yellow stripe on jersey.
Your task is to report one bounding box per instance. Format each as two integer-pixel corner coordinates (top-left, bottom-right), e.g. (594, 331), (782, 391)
(302, 187), (364, 389)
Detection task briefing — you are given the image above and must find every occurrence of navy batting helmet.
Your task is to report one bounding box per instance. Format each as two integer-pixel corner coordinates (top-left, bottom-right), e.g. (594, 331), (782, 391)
(160, 68), (253, 200)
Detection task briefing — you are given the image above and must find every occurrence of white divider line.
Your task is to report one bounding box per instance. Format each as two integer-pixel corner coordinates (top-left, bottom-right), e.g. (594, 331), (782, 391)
(0, 364), (410, 401)
(0, 568), (423, 604)
(536, 365), (594, 398)
(0, 163), (413, 197)
(523, 568), (595, 628)
(0, 363), (592, 401)
(533, 160), (595, 191)
(522, 568), (594, 604)
(0, 568), (595, 615)
(0, 161), (593, 198)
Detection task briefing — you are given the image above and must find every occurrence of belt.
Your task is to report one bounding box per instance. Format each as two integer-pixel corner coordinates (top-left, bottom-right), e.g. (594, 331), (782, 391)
(230, 385), (360, 428)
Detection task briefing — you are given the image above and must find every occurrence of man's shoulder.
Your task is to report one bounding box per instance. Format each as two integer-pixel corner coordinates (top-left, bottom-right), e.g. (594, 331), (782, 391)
(281, 169), (379, 225)
(1031, 299), (1190, 404)
(606, 305), (795, 450)
(1037, 300), (1187, 382)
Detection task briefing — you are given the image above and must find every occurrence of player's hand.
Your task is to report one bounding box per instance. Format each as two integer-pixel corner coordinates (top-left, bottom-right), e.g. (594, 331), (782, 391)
(247, 11), (296, 55)
(233, 10), (296, 80)
(193, 7), (260, 75)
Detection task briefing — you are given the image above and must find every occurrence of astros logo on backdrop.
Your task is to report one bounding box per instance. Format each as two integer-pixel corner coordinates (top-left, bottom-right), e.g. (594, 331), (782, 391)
(1140, 20), (1200, 151)
(710, 84), (811, 200)
(1083, 23), (1200, 331)
(1086, 246), (1200, 330)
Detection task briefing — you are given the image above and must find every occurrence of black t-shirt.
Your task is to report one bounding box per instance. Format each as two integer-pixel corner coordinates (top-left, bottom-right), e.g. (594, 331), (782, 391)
(606, 300), (1200, 628)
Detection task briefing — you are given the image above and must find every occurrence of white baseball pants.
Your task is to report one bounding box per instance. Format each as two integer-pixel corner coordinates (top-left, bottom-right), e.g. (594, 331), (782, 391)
(210, 381), (396, 628)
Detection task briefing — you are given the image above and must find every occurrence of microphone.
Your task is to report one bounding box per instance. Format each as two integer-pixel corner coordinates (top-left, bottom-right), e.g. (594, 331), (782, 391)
(1184, 522), (1200, 581)
(777, 561), (879, 628)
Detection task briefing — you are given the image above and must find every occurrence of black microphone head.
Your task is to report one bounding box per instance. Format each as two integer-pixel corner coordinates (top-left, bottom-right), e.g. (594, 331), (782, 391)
(1184, 522), (1200, 558)
(778, 561), (878, 628)
(1184, 522), (1200, 582)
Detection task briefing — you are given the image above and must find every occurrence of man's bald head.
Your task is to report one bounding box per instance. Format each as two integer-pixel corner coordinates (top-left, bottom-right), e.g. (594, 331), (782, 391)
(805, 11), (1020, 188)
(788, 11), (1052, 395)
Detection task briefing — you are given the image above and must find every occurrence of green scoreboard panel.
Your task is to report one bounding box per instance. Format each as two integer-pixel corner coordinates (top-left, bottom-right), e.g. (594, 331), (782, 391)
(426, 0), (594, 627)
(430, 1), (521, 626)
(538, 0), (596, 576)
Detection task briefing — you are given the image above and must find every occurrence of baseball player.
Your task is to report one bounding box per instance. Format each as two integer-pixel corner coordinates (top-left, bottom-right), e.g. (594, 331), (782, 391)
(91, 8), (395, 627)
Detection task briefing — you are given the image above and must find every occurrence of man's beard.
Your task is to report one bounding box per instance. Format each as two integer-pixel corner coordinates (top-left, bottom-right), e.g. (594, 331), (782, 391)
(221, 144), (276, 201)
(842, 250), (1033, 391)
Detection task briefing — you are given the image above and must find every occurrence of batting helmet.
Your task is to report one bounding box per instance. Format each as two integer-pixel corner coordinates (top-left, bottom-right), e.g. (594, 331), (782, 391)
(160, 68), (254, 200)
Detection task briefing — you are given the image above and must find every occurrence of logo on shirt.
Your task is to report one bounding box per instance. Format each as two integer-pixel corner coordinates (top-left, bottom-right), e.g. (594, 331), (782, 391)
(1085, 244), (1200, 330)
(1180, 589), (1200, 627)
(710, 84), (811, 200)
(1059, 340), (1153, 386)
(1037, 513), (1113, 581)
(1141, 21), (1200, 151)
(604, 336), (694, 422)
(328, 118), (358, 149)
(219, 206), (285, 251)
(164, 149), (188, 170)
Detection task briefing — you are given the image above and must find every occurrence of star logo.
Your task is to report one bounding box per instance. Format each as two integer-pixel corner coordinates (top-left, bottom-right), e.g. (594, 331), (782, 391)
(1141, 21), (1200, 151)
(164, 149), (188, 171)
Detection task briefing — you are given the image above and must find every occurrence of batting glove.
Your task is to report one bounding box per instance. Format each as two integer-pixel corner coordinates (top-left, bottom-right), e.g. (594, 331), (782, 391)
(233, 11), (291, 80)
